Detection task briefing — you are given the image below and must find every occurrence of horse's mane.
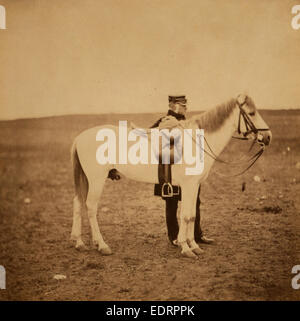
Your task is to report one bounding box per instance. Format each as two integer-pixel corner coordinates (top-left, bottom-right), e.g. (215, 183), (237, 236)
(189, 96), (256, 133)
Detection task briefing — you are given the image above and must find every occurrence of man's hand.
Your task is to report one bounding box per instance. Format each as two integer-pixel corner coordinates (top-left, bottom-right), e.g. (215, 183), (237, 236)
(158, 116), (179, 130)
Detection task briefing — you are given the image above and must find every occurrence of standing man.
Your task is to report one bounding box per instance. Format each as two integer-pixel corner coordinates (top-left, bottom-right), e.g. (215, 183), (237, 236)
(151, 95), (214, 246)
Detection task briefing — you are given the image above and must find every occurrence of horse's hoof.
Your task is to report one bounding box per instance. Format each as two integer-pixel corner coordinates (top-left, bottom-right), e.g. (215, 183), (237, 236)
(181, 250), (198, 259)
(76, 244), (88, 251)
(192, 247), (204, 255)
(99, 246), (112, 256)
(75, 240), (87, 251)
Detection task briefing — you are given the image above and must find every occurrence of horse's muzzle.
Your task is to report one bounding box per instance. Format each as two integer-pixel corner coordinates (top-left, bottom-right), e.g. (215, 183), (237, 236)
(257, 130), (272, 146)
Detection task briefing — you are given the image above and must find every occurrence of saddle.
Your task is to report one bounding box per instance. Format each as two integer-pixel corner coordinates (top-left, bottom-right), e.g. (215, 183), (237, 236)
(130, 122), (182, 200)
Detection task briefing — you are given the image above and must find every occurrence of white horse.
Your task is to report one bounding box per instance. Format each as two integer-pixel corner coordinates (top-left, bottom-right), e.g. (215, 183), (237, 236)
(70, 94), (272, 258)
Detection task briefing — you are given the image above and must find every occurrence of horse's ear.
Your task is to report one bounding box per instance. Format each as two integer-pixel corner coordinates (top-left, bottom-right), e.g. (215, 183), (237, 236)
(237, 94), (247, 105)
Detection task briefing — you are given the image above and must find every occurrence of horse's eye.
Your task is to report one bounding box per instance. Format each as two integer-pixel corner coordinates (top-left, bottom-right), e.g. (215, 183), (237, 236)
(249, 112), (255, 116)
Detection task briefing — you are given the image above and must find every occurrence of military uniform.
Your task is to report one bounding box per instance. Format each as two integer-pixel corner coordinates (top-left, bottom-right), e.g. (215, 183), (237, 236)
(150, 96), (203, 245)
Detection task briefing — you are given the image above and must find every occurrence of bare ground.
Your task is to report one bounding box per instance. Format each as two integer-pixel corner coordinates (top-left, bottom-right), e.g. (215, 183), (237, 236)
(0, 110), (299, 300)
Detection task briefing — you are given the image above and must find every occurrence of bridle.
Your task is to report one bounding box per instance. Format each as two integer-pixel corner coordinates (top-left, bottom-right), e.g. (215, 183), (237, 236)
(235, 100), (270, 140)
(180, 98), (270, 177)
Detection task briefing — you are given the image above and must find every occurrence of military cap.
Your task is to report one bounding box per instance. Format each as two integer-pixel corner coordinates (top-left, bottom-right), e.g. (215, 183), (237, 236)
(168, 95), (187, 104)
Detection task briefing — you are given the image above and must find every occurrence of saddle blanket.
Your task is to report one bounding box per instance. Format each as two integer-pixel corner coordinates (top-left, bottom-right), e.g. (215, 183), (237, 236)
(131, 128), (183, 164)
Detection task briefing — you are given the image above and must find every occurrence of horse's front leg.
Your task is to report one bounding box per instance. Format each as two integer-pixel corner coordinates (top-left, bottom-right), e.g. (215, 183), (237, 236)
(186, 189), (204, 255)
(177, 184), (200, 258)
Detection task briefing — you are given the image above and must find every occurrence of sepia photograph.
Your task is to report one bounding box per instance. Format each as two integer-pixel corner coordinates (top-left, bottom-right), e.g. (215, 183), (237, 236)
(0, 0), (300, 304)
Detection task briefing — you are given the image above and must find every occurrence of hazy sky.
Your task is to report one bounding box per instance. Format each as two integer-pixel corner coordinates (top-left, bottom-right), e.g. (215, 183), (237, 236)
(0, 0), (300, 119)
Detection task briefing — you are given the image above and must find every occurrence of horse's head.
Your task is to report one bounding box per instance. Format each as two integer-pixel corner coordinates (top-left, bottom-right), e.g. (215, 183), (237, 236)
(235, 94), (272, 146)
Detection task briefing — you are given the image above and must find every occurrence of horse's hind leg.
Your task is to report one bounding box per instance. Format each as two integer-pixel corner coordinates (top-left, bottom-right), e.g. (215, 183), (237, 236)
(70, 195), (86, 250)
(86, 176), (112, 255)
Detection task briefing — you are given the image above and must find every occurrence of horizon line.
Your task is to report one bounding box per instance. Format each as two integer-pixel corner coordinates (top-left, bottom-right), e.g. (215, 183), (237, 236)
(0, 107), (299, 122)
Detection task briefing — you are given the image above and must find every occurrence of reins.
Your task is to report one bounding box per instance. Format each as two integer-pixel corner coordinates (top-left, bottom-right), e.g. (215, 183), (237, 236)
(206, 142), (265, 177)
(178, 100), (269, 177)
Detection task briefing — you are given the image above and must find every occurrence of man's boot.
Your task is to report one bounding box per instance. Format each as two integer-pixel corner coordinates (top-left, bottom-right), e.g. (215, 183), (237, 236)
(165, 198), (179, 245)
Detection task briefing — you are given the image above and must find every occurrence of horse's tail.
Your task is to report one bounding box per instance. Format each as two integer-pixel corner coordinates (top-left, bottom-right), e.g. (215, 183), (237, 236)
(71, 140), (88, 206)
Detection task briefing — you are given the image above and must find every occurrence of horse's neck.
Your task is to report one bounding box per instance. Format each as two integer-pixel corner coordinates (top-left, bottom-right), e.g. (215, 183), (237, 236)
(204, 107), (238, 157)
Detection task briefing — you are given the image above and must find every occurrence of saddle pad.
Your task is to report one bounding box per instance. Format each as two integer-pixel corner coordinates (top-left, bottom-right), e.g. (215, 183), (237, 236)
(131, 128), (183, 164)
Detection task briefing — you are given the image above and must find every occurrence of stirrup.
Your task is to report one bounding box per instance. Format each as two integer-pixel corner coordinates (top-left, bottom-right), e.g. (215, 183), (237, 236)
(162, 182), (173, 198)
